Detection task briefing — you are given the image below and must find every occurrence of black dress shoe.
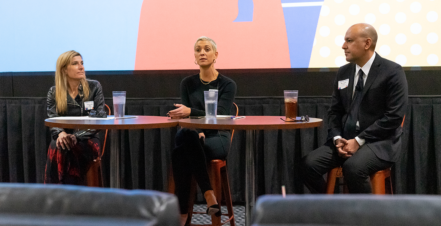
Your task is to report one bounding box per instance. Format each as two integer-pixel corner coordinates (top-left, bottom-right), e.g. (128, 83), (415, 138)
(206, 204), (221, 217)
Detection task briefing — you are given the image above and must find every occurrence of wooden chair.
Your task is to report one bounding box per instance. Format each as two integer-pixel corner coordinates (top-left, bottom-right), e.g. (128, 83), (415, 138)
(168, 103), (239, 226)
(86, 104), (111, 187)
(326, 116), (405, 194)
(326, 167), (392, 194)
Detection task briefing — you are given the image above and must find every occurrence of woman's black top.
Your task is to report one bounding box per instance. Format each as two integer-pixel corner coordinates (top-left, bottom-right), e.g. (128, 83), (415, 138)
(46, 79), (106, 140)
(181, 73), (236, 116)
(180, 73), (237, 133)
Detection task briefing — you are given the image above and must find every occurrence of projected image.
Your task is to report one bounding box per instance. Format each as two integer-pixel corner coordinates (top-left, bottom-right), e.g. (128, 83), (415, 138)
(0, 0), (144, 72)
(134, 0), (291, 70)
(135, 0), (440, 69)
(0, 0), (439, 72)
(309, 0), (441, 68)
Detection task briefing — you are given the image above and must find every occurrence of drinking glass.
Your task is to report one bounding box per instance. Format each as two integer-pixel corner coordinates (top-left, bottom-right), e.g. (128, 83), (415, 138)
(284, 90), (298, 121)
(113, 91), (126, 118)
(204, 90), (218, 118)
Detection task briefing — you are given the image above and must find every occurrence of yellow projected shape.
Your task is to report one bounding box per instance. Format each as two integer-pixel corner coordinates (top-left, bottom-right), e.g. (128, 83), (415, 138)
(309, 0), (440, 68)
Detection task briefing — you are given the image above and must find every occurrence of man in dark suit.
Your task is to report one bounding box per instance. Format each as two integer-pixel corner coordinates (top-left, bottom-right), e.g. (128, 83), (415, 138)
(301, 23), (408, 193)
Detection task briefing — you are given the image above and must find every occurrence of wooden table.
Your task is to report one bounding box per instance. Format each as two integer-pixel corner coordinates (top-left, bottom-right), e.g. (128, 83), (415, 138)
(179, 116), (322, 226)
(45, 116), (179, 188)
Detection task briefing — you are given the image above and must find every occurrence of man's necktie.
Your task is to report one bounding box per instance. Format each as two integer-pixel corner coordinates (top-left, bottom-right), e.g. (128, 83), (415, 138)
(344, 69), (364, 139)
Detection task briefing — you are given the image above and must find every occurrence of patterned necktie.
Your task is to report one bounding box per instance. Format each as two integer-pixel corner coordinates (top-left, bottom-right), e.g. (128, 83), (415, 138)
(344, 69), (364, 139)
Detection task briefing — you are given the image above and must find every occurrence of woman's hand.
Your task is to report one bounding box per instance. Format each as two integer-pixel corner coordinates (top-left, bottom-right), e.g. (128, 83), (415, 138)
(69, 134), (78, 147)
(168, 104), (191, 119)
(56, 132), (76, 150)
(198, 132), (205, 143)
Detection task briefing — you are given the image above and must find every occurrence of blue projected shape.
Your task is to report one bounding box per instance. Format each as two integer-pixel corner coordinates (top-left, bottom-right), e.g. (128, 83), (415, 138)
(281, 0), (323, 68)
(234, 0), (254, 22)
(0, 0), (143, 72)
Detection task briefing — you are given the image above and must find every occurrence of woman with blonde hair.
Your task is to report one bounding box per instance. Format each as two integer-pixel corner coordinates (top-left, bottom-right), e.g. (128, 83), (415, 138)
(168, 36), (237, 225)
(45, 50), (106, 185)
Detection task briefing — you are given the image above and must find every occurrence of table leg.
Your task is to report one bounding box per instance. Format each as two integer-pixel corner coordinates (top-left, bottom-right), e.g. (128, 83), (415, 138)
(245, 130), (256, 226)
(110, 129), (120, 188)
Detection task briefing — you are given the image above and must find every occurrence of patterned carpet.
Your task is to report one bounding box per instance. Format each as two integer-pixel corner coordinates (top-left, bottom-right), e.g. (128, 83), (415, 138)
(190, 204), (245, 226)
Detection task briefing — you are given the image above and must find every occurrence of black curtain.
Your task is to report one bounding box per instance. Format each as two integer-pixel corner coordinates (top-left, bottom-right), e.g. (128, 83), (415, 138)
(1, 97), (440, 202)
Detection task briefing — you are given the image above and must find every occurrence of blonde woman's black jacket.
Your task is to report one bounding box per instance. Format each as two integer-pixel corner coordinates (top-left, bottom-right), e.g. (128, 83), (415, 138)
(46, 79), (106, 141)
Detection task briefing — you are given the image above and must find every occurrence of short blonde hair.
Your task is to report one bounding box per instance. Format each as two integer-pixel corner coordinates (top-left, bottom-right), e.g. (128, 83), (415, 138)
(194, 36), (217, 53)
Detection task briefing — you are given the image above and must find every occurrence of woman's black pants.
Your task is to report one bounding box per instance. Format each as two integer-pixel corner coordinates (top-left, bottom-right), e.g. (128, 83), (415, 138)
(172, 128), (230, 214)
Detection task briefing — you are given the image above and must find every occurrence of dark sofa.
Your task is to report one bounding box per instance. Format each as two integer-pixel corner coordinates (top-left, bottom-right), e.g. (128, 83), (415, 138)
(252, 194), (441, 226)
(0, 183), (179, 226)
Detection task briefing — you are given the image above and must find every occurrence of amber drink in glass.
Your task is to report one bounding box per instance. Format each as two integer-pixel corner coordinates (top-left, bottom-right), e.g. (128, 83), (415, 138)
(284, 90), (298, 121)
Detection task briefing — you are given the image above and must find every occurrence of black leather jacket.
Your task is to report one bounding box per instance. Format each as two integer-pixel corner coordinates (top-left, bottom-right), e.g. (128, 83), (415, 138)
(47, 79), (106, 140)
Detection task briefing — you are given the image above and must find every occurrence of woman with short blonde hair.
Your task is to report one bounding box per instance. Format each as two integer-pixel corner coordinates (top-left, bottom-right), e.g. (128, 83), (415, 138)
(168, 36), (237, 225)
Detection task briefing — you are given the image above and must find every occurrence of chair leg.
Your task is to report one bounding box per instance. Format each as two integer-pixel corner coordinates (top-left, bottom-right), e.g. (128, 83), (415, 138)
(343, 183), (349, 194)
(388, 175), (394, 195)
(221, 165), (235, 226)
(210, 160), (223, 226)
(370, 170), (387, 194)
(168, 166), (175, 194)
(326, 167), (339, 194)
(186, 177), (197, 226)
(86, 162), (101, 187)
(170, 160), (234, 226)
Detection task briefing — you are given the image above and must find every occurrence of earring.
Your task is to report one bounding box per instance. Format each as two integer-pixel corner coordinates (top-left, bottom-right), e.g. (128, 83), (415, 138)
(194, 61), (198, 65)
(213, 59), (216, 63)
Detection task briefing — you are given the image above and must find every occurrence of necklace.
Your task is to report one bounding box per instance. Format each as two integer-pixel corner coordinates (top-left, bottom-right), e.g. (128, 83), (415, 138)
(200, 77), (211, 85)
(199, 72), (219, 85)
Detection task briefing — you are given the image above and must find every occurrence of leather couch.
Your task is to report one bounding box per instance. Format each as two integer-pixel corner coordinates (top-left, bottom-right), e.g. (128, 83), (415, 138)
(252, 194), (441, 226)
(0, 183), (179, 226)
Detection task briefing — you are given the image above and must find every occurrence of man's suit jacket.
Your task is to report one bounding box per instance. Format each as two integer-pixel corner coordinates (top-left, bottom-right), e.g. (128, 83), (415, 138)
(326, 53), (408, 162)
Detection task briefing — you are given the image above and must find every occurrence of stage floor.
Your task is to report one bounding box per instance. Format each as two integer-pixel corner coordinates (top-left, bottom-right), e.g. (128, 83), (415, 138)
(192, 204), (245, 226)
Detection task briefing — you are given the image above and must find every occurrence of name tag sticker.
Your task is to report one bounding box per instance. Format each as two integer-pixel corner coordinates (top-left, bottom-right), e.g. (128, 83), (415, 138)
(84, 101), (94, 110)
(338, 79), (349, 90)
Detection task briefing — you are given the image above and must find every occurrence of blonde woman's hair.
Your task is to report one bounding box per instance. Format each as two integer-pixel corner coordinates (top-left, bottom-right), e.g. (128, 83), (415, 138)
(55, 50), (90, 114)
(194, 36), (217, 53)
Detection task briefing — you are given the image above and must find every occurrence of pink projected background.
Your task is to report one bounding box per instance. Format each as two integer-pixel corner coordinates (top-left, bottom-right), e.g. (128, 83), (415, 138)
(135, 0), (291, 70)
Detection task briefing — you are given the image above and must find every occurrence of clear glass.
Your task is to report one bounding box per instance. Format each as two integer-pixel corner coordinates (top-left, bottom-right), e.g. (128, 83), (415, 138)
(284, 90), (298, 121)
(204, 90), (218, 118)
(112, 91), (126, 118)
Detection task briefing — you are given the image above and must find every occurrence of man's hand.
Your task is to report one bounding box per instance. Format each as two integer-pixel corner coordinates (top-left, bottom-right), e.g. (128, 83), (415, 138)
(343, 139), (360, 156)
(336, 138), (350, 158)
(168, 104), (191, 119)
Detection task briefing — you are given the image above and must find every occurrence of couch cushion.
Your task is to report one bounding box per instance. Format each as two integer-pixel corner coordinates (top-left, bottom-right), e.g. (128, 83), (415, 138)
(0, 183), (179, 226)
(253, 195), (441, 226)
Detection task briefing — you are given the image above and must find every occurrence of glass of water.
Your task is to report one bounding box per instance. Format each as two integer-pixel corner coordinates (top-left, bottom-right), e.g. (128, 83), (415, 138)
(204, 90), (218, 118)
(112, 91), (126, 118)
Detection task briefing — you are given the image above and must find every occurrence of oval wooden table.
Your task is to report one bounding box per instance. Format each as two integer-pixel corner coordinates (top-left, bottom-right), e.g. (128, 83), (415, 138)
(45, 116), (179, 188)
(178, 116), (322, 226)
